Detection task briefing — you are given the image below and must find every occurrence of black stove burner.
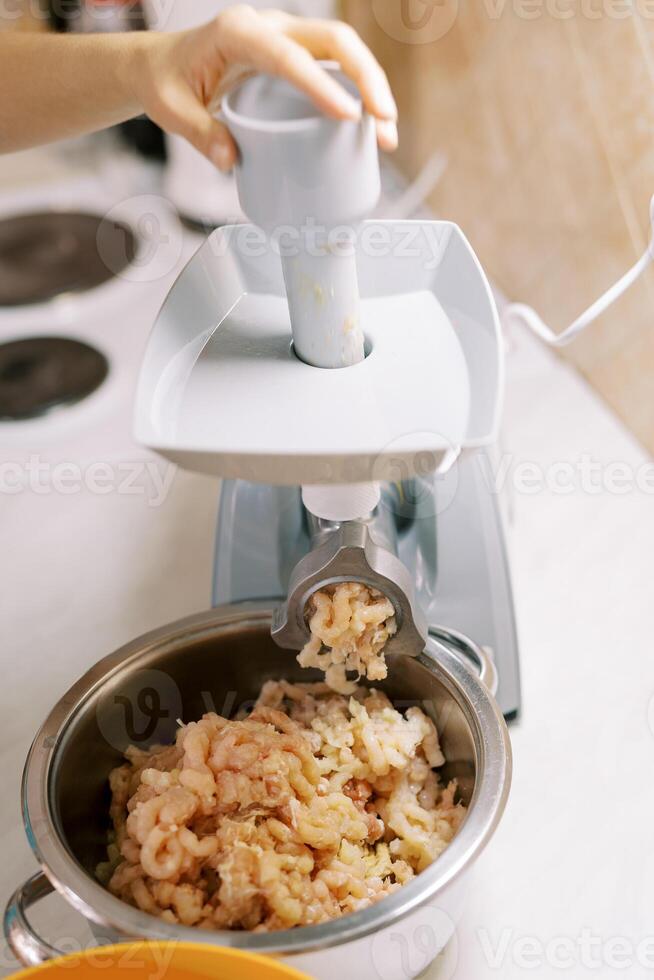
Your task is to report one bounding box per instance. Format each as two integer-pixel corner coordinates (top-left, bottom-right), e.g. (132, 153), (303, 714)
(0, 211), (136, 307)
(0, 337), (109, 420)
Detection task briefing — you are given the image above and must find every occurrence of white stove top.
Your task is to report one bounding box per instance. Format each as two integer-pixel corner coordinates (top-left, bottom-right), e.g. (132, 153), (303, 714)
(0, 145), (224, 976)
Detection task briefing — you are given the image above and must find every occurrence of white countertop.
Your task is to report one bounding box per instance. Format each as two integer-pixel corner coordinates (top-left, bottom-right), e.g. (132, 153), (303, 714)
(1, 151), (653, 978)
(451, 324), (654, 980)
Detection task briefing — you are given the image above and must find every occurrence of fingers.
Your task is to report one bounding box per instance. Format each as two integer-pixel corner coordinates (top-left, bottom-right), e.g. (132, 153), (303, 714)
(265, 36), (363, 120)
(155, 81), (237, 170)
(216, 8), (398, 143)
(282, 18), (397, 124)
(218, 10), (362, 121)
(143, 9), (398, 167)
(376, 118), (399, 152)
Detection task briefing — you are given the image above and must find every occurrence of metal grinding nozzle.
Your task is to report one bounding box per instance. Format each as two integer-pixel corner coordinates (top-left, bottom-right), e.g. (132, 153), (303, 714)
(271, 515), (428, 658)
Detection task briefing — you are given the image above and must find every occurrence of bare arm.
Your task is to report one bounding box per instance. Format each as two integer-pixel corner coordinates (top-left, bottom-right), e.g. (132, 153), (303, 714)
(0, 32), (144, 153)
(0, 7), (398, 165)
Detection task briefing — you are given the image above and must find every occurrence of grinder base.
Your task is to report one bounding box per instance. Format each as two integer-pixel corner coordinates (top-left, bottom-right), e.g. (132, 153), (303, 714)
(212, 449), (521, 719)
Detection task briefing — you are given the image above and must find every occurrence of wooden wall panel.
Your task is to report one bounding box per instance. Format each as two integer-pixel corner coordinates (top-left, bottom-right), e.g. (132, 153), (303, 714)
(344, 1), (654, 453)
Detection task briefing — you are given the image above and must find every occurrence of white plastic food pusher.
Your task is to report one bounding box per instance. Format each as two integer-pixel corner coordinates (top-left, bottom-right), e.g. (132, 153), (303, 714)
(222, 65), (379, 371)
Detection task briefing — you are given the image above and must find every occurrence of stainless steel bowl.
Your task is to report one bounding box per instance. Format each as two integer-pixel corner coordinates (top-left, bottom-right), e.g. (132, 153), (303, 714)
(5, 604), (511, 980)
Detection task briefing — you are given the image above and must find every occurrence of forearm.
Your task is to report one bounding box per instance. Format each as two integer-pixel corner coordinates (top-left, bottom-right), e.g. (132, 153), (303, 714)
(0, 32), (153, 153)
(0, 12), (397, 165)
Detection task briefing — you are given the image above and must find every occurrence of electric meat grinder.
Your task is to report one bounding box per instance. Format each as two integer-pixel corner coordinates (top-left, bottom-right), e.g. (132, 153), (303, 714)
(135, 67), (520, 717)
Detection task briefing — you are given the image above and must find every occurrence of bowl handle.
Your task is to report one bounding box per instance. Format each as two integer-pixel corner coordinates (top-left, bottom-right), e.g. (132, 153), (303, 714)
(4, 871), (63, 966)
(428, 625), (499, 696)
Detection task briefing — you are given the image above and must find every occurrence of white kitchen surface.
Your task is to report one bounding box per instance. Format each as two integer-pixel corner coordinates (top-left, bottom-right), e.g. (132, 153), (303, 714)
(1, 149), (654, 979)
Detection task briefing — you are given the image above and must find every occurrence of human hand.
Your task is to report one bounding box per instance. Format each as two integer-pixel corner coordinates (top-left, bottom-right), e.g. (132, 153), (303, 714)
(130, 5), (398, 171)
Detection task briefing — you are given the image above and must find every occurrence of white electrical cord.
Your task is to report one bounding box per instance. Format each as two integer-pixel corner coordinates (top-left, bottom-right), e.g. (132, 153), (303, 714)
(502, 194), (654, 347)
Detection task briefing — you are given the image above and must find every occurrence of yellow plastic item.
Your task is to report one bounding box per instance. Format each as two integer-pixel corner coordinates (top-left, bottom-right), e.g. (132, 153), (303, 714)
(13, 941), (310, 979)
